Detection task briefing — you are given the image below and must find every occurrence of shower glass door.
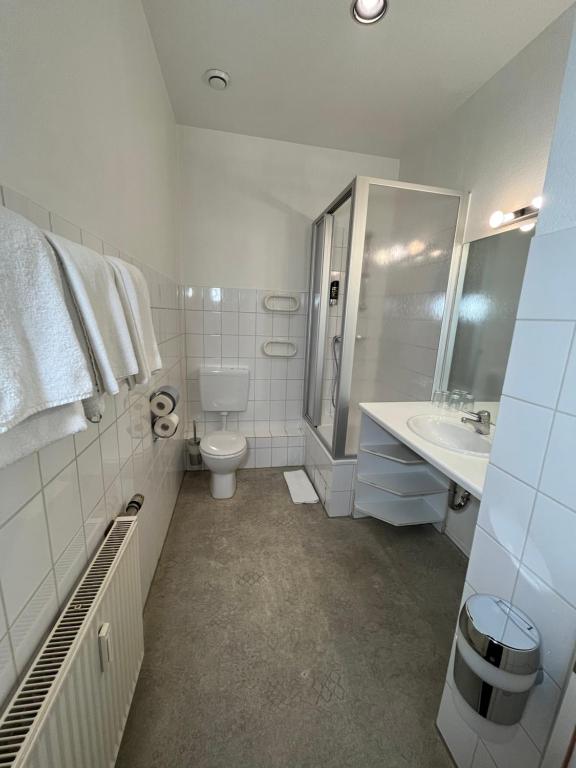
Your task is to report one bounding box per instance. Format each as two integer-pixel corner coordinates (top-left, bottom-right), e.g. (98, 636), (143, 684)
(304, 192), (352, 451)
(306, 177), (466, 459)
(335, 180), (465, 456)
(304, 214), (332, 428)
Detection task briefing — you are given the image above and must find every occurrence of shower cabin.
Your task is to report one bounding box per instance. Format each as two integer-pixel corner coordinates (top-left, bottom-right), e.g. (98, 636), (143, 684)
(304, 176), (467, 460)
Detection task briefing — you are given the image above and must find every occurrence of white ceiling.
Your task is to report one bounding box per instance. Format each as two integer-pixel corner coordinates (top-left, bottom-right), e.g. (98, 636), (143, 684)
(143, 0), (573, 157)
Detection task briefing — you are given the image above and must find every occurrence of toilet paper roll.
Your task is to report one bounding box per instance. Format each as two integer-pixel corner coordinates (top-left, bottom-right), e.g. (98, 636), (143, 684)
(150, 386), (180, 416)
(153, 412), (180, 438)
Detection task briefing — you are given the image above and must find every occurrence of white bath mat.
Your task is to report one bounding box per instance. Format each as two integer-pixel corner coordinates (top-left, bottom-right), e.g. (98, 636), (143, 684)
(283, 470), (319, 504)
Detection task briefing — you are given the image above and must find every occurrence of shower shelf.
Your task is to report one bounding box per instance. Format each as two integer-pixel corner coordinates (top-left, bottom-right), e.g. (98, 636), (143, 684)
(359, 443), (423, 465)
(354, 499), (444, 527)
(357, 472), (448, 497)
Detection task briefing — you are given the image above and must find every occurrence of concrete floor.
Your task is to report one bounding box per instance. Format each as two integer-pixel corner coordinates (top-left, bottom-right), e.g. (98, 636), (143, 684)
(117, 468), (466, 768)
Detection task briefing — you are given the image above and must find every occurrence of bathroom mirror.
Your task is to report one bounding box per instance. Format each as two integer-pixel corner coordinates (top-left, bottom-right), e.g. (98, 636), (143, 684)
(445, 227), (533, 413)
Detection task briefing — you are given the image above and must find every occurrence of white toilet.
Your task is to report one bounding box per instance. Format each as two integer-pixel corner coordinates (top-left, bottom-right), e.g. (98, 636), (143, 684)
(197, 367), (249, 499)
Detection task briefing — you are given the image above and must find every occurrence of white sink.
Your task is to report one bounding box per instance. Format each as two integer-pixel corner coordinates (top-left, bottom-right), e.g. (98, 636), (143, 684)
(407, 413), (492, 456)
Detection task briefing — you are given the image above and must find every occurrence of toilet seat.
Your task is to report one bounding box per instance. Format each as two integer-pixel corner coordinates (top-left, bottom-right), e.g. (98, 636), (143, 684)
(200, 431), (247, 458)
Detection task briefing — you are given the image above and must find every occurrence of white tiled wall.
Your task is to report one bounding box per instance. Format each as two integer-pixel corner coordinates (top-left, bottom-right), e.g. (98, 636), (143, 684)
(0, 186), (186, 709)
(438, 22), (576, 763)
(183, 285), (308, 467)
(437, 72), (576, 767)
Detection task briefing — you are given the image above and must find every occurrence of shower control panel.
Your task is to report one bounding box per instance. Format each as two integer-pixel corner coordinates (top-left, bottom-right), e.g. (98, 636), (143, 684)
(329, 280), (339, 305)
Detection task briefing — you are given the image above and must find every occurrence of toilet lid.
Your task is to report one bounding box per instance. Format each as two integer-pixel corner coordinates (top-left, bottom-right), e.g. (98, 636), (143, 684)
(200, 431), (247, 457)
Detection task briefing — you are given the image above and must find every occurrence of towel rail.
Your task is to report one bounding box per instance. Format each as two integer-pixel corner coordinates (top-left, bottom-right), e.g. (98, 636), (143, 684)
(261, 339), (298, 357)
(263, 294), (300, 313)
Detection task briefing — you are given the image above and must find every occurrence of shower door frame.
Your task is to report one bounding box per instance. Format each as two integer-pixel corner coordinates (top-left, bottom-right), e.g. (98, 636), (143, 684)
(306, 176), (470, 459)
(304, 185), (353, 432)
(304, 211), (334, 429)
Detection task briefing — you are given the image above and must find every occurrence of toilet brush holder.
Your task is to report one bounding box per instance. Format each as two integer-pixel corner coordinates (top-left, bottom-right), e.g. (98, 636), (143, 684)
(187, 421), (202, 467)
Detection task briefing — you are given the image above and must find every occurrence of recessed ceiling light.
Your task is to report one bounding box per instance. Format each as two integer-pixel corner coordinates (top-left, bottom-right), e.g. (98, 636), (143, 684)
(351, 0), (388, 24)
(203, 69), (230, 91)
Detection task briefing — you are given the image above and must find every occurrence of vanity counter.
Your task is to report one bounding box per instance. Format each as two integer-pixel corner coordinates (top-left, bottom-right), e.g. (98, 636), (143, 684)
(359, 402), (489, 499)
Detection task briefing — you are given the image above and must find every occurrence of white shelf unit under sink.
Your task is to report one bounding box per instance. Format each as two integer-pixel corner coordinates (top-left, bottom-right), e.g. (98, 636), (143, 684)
(354, 498), (444, 527)
(359, 443), (423, 464)
(357, 471), (447, 497)
(354, 412), (449, 527)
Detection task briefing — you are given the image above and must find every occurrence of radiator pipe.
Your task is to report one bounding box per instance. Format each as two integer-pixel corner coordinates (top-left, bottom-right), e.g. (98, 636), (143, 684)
(124, 494), (144, 516)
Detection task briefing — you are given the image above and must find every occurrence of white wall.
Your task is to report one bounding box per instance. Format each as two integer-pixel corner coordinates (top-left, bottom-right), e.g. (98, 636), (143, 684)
(183, 284), (308, 465)
(437, 11), (576, 767)
(178, 126), (399, 290)
(0, 0), (179, 279)
(399, 8), (575, 244)
(0, 0), (185, 710)
(0, 188), (186, 711)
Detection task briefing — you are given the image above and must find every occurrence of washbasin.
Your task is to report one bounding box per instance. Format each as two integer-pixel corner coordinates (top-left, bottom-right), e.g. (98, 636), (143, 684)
(407, 413), (492, 456)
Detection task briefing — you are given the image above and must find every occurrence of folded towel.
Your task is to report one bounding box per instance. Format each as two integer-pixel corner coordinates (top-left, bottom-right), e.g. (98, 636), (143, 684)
(46, 233), (139, 410)
(0, 207), (94, 433)
(0, 402), (87, 470)
(283, 470), (319, 504)
(107, 256), (162, 386)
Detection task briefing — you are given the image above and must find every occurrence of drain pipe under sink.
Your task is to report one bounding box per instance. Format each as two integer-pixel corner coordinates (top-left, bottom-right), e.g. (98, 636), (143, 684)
(448, 481), (471, 511)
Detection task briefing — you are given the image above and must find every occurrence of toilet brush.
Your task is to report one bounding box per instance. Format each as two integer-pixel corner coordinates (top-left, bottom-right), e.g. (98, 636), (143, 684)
(187, 420), (203, 467)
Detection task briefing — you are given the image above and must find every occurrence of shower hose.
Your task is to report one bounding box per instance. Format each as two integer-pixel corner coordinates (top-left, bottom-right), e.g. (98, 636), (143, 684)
(331, 335), (342, 408)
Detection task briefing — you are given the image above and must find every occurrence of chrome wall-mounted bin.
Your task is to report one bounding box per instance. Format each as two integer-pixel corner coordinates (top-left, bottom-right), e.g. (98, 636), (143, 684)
(454, 594), (540, 725)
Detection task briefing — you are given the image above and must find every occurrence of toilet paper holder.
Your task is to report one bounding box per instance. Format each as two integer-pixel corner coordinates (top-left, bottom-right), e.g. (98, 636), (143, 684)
(151, 412), (180, 441)
(149, 387), (180, 441)
(149, 386), (179, 416)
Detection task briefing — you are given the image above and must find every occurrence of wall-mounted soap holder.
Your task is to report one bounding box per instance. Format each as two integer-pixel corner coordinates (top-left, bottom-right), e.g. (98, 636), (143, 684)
(262, 293), (300, 313)
(261, 339), (297, 357)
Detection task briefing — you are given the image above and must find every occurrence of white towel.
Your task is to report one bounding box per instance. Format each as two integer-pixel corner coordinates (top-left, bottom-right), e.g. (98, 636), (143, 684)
(46, 233), (139, 410)
(283, 470), (319, 504)
(0, 207), (94, 433)
(106, 256), (162, 386)
(0, 402), (87, 470)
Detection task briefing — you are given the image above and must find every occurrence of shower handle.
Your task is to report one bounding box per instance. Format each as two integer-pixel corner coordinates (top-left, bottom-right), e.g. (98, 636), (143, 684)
(330, 334), (364, 409)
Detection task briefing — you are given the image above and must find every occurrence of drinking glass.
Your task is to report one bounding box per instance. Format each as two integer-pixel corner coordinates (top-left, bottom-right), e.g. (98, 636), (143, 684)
(448, 391), (464, 410)
(432, 390), (450, 409)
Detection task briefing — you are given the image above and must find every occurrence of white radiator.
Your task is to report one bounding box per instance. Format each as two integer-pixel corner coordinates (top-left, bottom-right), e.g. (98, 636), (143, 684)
(0, 517), (144, 768)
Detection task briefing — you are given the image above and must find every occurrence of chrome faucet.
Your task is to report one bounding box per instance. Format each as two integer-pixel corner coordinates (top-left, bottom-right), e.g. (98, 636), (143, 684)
(461, 409), (491, 436)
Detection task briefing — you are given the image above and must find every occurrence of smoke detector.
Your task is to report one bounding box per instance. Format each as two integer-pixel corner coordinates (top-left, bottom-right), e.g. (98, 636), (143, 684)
(203, 69), (230, 91)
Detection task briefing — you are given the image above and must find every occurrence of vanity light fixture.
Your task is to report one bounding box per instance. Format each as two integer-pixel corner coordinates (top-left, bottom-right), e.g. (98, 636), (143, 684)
(351, 0), (388, 24)
(407, 239), (426, 256)
(489, 196), (543, 231)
